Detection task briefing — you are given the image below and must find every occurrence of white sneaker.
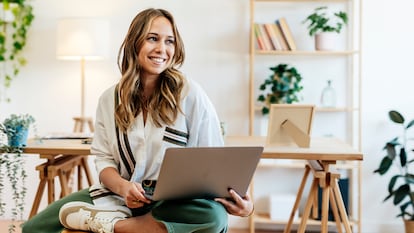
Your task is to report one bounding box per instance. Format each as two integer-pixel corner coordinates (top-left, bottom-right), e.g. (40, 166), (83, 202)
(59, 201), (131, 233)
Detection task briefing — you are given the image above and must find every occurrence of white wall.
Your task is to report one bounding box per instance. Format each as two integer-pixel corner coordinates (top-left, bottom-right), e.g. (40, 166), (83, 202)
(0, 0), (412, 232)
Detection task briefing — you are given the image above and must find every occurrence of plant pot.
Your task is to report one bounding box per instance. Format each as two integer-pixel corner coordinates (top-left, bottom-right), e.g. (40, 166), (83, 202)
(315, 32), (339, 51)
(7, 126), (29, 147)
(404, 219), (414, 233)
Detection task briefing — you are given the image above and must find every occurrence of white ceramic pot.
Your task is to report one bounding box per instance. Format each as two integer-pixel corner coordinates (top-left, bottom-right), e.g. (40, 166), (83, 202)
(315, 32), (339, 51)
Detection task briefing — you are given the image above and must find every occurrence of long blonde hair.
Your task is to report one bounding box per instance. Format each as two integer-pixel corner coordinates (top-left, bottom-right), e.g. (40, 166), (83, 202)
(115, 8), (185, 132)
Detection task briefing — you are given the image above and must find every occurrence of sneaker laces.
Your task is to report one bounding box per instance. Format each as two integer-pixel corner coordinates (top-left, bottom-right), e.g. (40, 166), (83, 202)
(86, 216), (115, 233)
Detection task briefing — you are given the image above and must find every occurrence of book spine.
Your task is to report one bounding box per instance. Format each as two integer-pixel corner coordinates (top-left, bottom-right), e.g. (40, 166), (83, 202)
(258, 24), (273, 50)
(253, 23), (265, 50)
(276, 17), (297, 51)
(271, 23), (289, 51)
(264, 23), (282, 50)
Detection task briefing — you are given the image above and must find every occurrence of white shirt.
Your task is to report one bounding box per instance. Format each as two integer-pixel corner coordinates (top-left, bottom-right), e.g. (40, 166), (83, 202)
(89, 78), (223, 204)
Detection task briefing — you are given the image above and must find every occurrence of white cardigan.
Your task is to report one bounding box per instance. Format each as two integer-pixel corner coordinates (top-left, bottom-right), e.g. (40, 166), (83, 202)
(89, 78), (224, 204)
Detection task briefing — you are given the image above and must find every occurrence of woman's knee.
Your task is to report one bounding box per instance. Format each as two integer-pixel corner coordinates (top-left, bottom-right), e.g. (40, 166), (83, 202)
(22, 189), (92, 233)
(152, 199), (228, 232)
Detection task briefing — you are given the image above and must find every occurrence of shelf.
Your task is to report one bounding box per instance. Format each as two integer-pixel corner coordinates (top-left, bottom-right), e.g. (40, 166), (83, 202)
(259, 159), (359, 170)
(255, 50), (359, 56)
(255, 0), (350, 2)
(249, 0), (362, 232)
(253, 213), (358, 227)
(255, 105), (359, 113)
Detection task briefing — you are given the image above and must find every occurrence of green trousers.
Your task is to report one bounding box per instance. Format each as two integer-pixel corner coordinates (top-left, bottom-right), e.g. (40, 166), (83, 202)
(22, 189), (228, 233)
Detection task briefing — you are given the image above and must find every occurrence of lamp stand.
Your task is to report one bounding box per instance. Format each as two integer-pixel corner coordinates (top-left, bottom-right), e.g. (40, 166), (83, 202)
(73, 58), (94, 133)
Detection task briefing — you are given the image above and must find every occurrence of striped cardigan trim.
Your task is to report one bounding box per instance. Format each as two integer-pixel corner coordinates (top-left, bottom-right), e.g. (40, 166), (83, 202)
(163, 126), (188, 146)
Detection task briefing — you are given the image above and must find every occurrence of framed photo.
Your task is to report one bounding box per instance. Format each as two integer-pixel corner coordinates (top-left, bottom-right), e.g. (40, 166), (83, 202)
(266, 104), (315, 147)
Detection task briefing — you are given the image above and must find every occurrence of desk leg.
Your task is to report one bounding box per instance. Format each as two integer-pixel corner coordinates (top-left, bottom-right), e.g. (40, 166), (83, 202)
(284, 165), (311, 233)
(29, 178), (47, 219)
(329, 188), (343, 233)
(297, 177), (319, 233)
(58, 170), (70, 197)
(321, 182), (330, 233)
(333, 177), (352, 233)
(47, 177), (55, 204)
(81, 157), (93, 186)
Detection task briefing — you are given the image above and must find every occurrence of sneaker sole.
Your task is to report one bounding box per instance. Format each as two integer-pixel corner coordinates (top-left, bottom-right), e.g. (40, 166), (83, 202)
(59, 201), (131, 230)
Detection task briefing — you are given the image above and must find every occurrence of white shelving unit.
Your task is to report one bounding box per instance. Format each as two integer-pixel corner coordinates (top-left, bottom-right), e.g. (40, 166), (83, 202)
(248, 0), (362, 232)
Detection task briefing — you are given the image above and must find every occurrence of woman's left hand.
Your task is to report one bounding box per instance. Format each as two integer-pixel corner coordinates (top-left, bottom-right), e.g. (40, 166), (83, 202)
(215, 189), (254, 217)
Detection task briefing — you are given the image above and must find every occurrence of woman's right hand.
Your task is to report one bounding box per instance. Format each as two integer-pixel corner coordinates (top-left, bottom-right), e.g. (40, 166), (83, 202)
(121, 181), (152, 208)
(99, 167), (151, 208)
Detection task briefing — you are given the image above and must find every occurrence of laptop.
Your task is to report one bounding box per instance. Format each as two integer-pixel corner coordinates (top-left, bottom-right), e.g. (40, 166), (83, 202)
(144, 146), (263, 201)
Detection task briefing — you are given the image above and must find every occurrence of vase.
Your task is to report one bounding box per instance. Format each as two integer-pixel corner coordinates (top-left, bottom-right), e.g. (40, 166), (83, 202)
(7, 126), (29, 147)
(320, 79), (336, 107)
(315, 32), (339, 51)
(404, 219), (414, 233)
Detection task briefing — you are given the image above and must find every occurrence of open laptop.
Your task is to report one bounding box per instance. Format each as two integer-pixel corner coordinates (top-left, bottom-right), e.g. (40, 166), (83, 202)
(144, 146), (263, 201)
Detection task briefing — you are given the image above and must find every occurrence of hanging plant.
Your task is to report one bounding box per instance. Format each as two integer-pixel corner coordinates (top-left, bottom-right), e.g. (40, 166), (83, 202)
(257, 63), (304, 115)
(0, 0), (35, 102)
(0, 145), (26, 233)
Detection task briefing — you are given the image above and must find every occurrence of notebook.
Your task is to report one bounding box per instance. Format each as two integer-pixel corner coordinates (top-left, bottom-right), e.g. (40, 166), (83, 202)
(145, 146), (263, 201)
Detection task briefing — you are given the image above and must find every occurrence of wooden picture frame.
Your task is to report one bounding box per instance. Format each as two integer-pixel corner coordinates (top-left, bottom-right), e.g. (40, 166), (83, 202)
(266, 104), (315, 148)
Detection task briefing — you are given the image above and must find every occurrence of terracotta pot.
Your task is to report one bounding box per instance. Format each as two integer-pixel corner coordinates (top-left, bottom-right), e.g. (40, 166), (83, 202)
(404, 219), (414, 233)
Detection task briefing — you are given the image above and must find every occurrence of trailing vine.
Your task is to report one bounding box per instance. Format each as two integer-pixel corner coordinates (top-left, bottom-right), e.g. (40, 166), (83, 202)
(0, 145), (26, 233)
(0, 0), (35, 102)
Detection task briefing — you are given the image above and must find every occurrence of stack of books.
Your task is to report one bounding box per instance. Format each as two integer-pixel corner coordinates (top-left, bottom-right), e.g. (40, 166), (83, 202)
(253, 17), (296, 51)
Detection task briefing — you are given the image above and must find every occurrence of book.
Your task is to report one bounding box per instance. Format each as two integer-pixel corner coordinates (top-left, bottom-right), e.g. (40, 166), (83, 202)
(271, 23), (289, 51)
(253, 23), (265, 50)
(258, 24), (273, 50)
(276, 17), (297, 51)
(264, 23), (282, 50)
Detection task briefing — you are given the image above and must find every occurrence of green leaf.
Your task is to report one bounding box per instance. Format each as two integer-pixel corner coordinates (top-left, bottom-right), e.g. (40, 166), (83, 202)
(374, 156), (393, 175)
(389, 110), (404, 124)
(394, 184), (410, 205)
(386, 142), (397, 160)
(388, 175), (401, 193)
(400, 148), (407, 167)
(406, 119), (414, 129)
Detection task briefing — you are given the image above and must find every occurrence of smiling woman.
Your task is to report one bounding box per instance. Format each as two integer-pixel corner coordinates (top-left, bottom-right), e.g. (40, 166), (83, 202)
(22, 8), (253, 233)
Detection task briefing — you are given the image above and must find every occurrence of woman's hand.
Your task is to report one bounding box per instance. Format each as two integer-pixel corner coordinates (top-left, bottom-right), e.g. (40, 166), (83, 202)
(215, 189), (254, 217)
(120, 181), (152, 208)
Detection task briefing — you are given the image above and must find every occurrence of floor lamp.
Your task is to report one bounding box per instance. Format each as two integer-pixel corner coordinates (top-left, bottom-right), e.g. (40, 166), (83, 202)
(56, 18), (109, 133)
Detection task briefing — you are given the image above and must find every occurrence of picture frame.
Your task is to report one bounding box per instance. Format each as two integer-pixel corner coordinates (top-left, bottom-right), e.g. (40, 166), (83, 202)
(266, 104), (315, 148)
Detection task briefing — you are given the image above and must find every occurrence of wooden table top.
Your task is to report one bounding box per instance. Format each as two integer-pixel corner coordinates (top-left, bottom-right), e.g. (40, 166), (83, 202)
(225, 136), (363, 161)
(24, 139), (91, 156)
(23, 136), (363, 162)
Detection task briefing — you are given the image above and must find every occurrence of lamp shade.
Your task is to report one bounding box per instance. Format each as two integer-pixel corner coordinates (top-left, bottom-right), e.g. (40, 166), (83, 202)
(56, 18), (109, 60)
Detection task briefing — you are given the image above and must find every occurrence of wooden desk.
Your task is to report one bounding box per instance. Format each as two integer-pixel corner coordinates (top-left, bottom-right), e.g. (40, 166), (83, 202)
(24, 139), (93, 218)
(225, 136), (363, 233)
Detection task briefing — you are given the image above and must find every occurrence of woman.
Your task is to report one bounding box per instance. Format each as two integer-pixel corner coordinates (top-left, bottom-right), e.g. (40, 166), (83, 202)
(22, 8), (253, 233)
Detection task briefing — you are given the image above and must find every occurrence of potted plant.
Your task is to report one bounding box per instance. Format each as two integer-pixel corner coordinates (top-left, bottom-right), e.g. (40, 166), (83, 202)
(0, 113), (34, 232)
(373, 110), (414, 233)
(1, 113), (35, 147)
(0, 0), (35, 102)
(302, 6), (348, 51)
(257, 63), (303, 115)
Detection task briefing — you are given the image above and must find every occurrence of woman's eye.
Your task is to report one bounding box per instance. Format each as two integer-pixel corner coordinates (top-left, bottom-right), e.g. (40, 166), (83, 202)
(166, 39), (175, 45)
(148, 36), (157, 41)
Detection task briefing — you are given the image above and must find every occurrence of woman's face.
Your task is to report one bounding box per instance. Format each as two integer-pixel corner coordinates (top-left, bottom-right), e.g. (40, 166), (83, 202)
(138, 16), (175, 79)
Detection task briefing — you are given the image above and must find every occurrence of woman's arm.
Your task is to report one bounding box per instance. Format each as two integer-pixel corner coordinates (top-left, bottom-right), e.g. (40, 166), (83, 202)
(99, 167), (152, 208)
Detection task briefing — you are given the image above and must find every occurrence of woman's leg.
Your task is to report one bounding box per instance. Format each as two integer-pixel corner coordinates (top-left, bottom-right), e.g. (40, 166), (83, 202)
(114, 213), (167, 233)
(22, 188), (92, 233)
(152, 199), (228, 233)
